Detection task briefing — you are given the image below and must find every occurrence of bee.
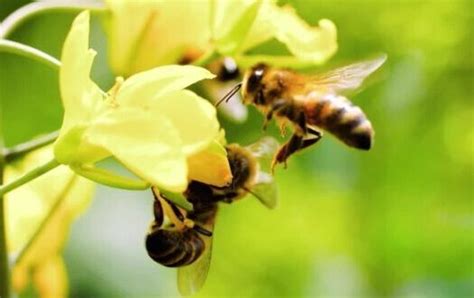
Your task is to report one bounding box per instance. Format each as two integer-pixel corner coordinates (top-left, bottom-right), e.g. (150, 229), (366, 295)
(219, 55), (387, 167)
(145, 137), (279, 295)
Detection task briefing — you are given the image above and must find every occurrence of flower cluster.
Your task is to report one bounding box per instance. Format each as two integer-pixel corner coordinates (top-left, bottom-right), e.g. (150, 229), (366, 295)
(54, 11), (231, 193)
(2, 1), (339, 297)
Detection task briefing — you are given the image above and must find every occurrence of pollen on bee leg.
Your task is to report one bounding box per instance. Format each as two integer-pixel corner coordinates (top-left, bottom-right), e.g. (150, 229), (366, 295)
(279, 122), (287, 137)
(183, 218), (195, 229)
(159, 197), (187, 230)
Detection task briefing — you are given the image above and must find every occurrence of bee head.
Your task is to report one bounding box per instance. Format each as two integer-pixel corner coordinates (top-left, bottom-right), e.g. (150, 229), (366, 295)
(225, 145), (258, 191)
(242, 63), (268, 105)
(217, 57), (240, 81)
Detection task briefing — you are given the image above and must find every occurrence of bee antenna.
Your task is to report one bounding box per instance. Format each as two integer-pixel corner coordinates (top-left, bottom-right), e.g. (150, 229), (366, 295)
(215, 82), (242, 107)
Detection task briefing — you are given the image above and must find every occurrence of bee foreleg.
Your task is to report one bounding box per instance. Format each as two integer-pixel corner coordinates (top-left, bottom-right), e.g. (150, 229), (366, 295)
(263, 99), (287, 131)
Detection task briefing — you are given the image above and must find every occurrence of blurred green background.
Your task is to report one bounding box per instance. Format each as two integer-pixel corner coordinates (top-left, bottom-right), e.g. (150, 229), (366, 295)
(1, 0), (472, 297)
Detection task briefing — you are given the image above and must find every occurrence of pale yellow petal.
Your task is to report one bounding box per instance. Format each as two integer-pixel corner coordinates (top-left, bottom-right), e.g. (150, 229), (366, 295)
(212, 0), (263, 54)
(187, 140), (232, 187)
(241, 3), (338, 64)
(105, 0), (211, 75)
(86, 108), (188, 192)
(104, 0), (158, 75)
(116, 65), (215, 107)
(6, 146), (95, 297)
(150, 90), (219, 155)
(33, 256), (68, 298)
(59, 11), (103, 130)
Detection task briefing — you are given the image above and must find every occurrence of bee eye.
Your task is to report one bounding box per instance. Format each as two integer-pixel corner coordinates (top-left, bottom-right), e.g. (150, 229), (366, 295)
(218, 57), (240, 81)
(246, 64), (266, 94)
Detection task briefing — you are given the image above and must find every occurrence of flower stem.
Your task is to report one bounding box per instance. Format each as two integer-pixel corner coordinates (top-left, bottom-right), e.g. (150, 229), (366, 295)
(71, 164), (151, 191)
(3, 131), (59, 163)
(0, 39), (60, 70)
(0, 90), (10, 298)
(0, 1), (106, 39)
(0, 159), (60, 197)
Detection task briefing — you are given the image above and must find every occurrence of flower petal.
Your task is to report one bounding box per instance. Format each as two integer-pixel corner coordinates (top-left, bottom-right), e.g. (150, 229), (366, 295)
(116, 65), (215, 107)
(105, 0), (211, 75)
(59, 11), (103, 130)
(86, 108), (188, 192)
(150, 90), (219, 155)
(187, 140), (232, 187)
(6, 146), (95, 297)
(104, 0), (158, 76)
(241, 3), (338, 65)
(212, 0), (263, 54)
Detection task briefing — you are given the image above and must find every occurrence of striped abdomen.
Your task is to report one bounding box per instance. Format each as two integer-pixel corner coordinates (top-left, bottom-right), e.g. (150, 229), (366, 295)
(304, 94), (374, 150)
(145, 228), (205, 267)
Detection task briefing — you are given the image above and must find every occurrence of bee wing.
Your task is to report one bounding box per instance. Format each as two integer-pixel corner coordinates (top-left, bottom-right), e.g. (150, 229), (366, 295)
(311, 54), (387, 94)
(245, 137), (280, 172)
(250, 171), (278, 209)
(177, 211), (217, 296)
(245, 137), (280, 209)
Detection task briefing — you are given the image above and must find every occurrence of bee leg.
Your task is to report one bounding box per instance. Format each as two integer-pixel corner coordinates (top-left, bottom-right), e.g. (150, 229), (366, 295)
(272, 133), (303, 171)
(211, 192), (238, 203)
(168, 201), (185, 222)
(298, 127), (322, 152)
(192, 225), (213, 237)
(263, 99), (287, 131)
(295, 111), (308, 136)
(151, 187), (164, 226)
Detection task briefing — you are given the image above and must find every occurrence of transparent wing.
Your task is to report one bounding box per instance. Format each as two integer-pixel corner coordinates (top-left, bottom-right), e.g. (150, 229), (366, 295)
(245, 137), (279, 209)
(311, 54), (387, 93)
(251, 171), (278, 209)
(177, 208), (217, 296)
(245, 137), (280, 172)
(177, 235), (213, 296)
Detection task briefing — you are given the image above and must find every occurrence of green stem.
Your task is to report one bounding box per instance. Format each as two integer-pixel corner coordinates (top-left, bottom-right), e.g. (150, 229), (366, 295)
(71, 164), (151, 191)
(0, 83), (10, 298)
(0, 39), (60, 70)
(0, 159), (60, 197)
(12, 176), (77, 266)
(3, 131), (59, 163)
(0, 1), (106, 39)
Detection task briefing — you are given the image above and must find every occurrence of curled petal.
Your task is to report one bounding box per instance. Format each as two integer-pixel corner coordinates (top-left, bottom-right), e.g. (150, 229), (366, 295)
(116, 65), (215, 107)
(241, 3), (338, 65)
(86, 108), (188, 192)
(59, 11), (104, 130)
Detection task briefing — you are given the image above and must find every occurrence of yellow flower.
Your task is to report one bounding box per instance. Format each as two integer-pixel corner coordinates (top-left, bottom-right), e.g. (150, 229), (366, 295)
(54, 11), (231, 193)
(6, 145), (95, 298)
(105, 0), (337, 75)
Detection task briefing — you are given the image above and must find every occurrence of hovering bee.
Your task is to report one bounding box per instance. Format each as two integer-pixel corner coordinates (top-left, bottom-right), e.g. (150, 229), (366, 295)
(218, 55), (387, 167)
(145, 137), (279, 295)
